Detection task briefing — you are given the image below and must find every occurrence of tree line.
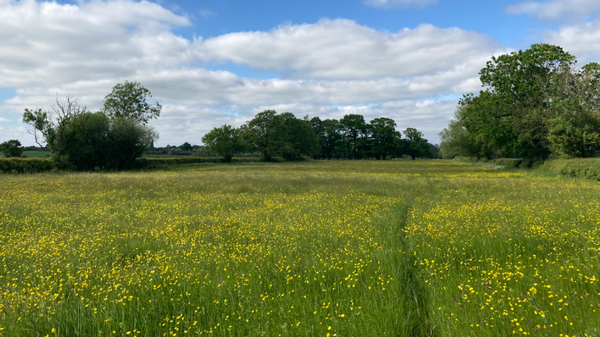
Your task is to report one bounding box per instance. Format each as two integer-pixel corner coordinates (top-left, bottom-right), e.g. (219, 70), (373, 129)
(440, 43), (600, 165)
(202, 110), (438, 162)
(3, 81), (438, 168)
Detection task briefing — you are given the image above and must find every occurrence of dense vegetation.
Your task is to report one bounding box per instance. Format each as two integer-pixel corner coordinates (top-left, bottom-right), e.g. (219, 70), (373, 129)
(17, 81), (159, 171)
(440, 44), (600, 165)
(5, 84), (438, 170)
(203, 111), (438, 162)
(1, 161), (598, 336)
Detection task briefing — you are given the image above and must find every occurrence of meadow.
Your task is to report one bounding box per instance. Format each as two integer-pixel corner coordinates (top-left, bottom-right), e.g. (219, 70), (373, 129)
(0, 161), (598, 336)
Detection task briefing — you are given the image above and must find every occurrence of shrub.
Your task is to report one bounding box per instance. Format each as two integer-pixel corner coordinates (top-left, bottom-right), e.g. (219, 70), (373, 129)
(0, 140), (24, 158)
(540, 158), (600, 180)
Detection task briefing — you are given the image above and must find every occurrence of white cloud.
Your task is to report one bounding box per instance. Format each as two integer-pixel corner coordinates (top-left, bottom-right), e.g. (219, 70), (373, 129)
(0, 1), (503, 146)
(196, 19), (500, 80)
(364, 0), (438, 9)
(545, 19), (600, 63)
(0, 0), (192, 87)
(506, 0), (600, 21)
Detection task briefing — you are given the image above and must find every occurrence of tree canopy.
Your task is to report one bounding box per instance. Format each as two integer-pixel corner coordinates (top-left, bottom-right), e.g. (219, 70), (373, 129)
(204, 111), (436, 161)
(442, 44), (600, 163)
(103, 81), (162, 125)
(22, 82), (159, 170)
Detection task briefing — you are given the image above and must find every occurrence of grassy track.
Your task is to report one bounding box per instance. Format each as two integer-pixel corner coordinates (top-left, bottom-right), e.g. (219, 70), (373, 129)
(0, 161), (599, 336)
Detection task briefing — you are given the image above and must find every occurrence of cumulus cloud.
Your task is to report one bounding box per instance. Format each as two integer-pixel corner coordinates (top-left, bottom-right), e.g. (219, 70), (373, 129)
(196, 19), (500, 80)
(0, 0), (192, 87)
(506, 0), (600, 21)
(545, 19), (600, 63)
(0, 0), (503, 145)
(364, 0), (438, 9)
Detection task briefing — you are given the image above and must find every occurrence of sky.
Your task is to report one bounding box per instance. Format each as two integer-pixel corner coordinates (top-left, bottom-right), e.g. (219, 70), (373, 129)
(1, 0), (600, 146)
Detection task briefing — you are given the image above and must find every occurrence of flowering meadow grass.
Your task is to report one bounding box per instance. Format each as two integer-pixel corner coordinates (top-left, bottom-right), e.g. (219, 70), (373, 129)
(0, 161), (598, 336)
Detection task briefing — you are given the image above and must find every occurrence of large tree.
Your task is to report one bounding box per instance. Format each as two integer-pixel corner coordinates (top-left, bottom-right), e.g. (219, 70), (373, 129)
(240, 110), (283, 161)
(0, 140), (24, 158)
(22, 96), (91, 161)
(103, 81), (162, 125)
(546, 62), (600, 158)
(202, 125), (245, 162)
(278, 113), (319, 160)
(403, 127), (430, 160)
(370, 117), (399, 160)
(22, 83), (160, 170)
(340, 114), (367, 159)
(464, 43), (577, 161)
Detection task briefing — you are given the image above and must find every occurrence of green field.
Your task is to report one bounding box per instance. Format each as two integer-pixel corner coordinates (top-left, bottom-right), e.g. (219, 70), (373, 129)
(0, 161), (598, 336)
(21, 150), (50, 158)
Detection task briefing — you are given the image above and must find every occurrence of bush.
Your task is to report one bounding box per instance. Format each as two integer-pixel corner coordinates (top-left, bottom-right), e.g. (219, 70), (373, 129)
(0, 140), (24, 158)
(540, 158), (600, 180)
(0, 158), (56, 174)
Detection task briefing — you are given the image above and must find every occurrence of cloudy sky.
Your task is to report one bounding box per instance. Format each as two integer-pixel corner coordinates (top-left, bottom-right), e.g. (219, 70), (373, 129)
(1, 0), (600, 146)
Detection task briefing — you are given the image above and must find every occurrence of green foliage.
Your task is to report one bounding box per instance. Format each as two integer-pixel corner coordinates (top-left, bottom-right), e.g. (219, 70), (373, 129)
(402, 127), (430, 160)
(180, 142), (193, 151)
(241, 110), (318, 161)
(23, 97), (94, 159)
(0, 158), (56, 173)
(60, 112), (111, 170)
(340, 114), (367, 159)
(452, 44), (600, 161)
(201, 125), (245, 162)
(311, 117), (343, 159)
(278, 113), (319, 160)
(0, 139), (24, 158)
(240, 110), (282, 161)
(22, 88), (159, 171)
(370, 117), (400, 160)
(540, 158), (600, 180)
(546, 63), (600, 158)
(441, 106), (511, 159)
(458, 44), (578, 161)
(105, 117), (158, 170)
(102, 81), (161, 125)
(547, 113), (600, 158)
(22, 108), (52, 148)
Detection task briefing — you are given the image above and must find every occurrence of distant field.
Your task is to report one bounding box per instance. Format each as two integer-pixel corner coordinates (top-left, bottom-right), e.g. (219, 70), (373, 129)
(21, 150), (50, 158)
(0, 161), (598, 336)
(142, 154), (193, 158)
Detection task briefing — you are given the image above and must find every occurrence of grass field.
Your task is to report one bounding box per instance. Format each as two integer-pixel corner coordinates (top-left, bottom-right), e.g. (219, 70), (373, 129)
(0, 161), (598, 336)
(21, 150), (50, 158)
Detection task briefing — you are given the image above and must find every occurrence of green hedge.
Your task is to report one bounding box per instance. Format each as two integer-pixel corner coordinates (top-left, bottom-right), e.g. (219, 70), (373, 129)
(540, 158), (600, 181)
(0, 157), (262, 173)
(0, 158), (56, 174)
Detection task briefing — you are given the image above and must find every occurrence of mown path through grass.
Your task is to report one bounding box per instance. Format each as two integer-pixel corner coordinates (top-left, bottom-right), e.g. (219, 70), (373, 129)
(1, 161), (599, 336)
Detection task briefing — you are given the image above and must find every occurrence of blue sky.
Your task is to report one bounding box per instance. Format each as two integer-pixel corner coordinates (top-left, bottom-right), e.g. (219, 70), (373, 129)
(1, 0), (600, 146)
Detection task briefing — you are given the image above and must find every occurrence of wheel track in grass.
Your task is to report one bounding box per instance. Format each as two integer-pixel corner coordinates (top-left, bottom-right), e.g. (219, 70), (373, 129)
(396, 200), (435, 337)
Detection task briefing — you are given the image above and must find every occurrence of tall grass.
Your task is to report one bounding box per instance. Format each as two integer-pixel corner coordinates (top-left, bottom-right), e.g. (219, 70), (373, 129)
(0, 161), (598, 336)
